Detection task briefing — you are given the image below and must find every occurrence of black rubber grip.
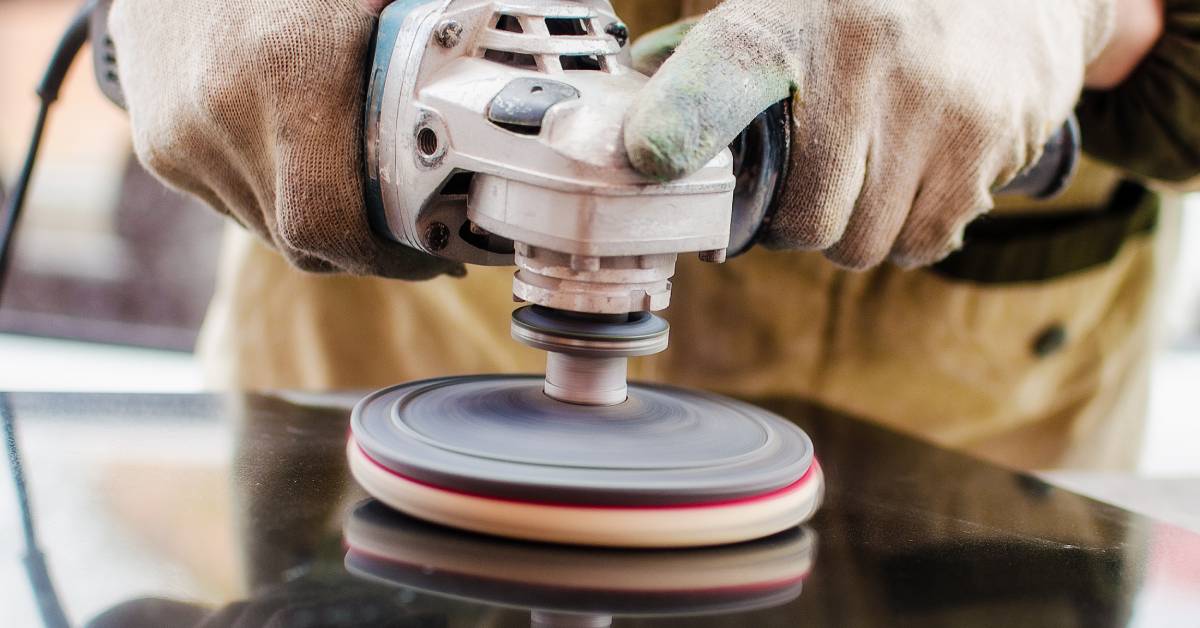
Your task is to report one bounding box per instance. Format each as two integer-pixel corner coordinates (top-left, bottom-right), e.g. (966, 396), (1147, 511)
(728, 106), (1082, 257)
(996, 116), (1081, 199)
(89, 0), (126, 109)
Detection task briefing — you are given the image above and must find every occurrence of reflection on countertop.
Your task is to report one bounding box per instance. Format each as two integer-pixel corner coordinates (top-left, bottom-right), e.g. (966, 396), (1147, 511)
(2, 392), (1198, 627)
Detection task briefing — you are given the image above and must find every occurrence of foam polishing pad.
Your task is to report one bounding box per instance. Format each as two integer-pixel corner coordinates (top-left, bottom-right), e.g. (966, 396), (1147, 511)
(349, 376), (823, 547)
(344, 499), (816, 617)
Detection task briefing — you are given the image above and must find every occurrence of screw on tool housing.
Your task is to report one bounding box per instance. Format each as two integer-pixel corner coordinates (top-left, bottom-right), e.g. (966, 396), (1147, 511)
(605, 22), (628, 47)
(434, 20), (463, 48)
(424, 222), (451, 251)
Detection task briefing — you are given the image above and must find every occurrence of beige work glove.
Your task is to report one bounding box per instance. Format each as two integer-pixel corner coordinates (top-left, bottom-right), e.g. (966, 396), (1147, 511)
(109, 0), (464, 279)
(625, 0), (1116, 269)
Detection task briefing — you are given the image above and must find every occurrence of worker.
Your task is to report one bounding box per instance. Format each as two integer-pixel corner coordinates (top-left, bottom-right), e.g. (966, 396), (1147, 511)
(106, 0), (1196, 470)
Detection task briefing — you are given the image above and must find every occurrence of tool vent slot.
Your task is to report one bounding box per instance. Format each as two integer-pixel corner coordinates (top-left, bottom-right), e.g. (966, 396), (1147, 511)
(493, 121), (541, 135)
(460, 220), (515, 255)
(439, 171), (476, 196)
(494, 14), (524, 33)
(560, 54), (605, 71)
(484, 49), (539, 69)
(545, 17), (591, 36)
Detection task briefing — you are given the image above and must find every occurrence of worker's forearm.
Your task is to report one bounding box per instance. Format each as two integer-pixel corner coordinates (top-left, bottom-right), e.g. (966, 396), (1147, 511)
(1085, 0), (1165, 88)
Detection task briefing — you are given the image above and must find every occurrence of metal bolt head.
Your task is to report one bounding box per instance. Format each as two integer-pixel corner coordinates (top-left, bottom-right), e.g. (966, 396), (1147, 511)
(605, 22), (629, 47)
(433, 20), (463, 48)
(424, 222), (451, 252)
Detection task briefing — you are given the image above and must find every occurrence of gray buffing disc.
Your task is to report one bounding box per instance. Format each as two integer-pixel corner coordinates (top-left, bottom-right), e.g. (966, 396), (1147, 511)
(512, 306), (668, 342)
(351, 376), (814, 506)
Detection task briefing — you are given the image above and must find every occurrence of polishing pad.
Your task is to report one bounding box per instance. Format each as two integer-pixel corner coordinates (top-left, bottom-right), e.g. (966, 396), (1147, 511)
(349, 376), (822, 547)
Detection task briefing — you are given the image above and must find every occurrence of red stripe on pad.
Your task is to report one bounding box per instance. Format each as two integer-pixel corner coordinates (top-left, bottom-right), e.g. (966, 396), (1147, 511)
(353, 439), (821, 511)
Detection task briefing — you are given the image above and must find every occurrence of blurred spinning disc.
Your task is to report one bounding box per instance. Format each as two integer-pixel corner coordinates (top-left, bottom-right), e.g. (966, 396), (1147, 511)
(349, 376), (823, 547)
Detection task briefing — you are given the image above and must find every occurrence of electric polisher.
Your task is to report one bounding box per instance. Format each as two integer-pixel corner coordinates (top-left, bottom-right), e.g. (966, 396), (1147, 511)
(2, 1), (1074, 550)
(348, 0), (1078, 547)
(349, 0), (825, 548)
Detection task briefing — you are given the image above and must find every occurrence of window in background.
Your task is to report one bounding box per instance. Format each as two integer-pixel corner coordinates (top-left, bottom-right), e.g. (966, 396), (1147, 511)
(1142, 198), (1200, 475)
(1164, 199), (1200, 347)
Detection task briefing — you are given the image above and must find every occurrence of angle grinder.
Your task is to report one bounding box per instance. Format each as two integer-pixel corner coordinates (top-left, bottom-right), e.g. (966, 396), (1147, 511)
(349, 0), (1079, 547)
(0, 0), (1079, 551)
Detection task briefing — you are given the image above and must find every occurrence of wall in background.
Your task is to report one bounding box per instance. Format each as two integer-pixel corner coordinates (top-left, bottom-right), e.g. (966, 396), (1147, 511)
(1, 0), (222, 350)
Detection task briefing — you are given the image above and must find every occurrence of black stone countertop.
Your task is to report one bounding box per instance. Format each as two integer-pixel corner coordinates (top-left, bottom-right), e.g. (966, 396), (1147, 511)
(3, 392), (1197, 627)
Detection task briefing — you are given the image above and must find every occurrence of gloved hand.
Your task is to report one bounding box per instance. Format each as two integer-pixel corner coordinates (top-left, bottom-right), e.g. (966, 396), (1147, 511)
(625, 0), (1116, 269)
(109, 0), (464, 279)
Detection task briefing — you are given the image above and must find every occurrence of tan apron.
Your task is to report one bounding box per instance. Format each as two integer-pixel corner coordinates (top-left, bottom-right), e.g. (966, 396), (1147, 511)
(197, 1), (1176, 471)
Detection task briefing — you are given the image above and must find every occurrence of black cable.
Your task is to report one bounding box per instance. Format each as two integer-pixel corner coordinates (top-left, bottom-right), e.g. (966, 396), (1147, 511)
(2, 3), (99, 627)
(0, 0), (95, 307)
(1, 395), (40, 580)
(2, 395), (70, 628)
(0, 105), (50, 303)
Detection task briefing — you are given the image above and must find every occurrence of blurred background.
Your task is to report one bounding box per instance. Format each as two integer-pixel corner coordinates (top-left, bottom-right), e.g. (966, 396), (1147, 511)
(1, 1), (1199, 625)
(0, 1), (222, 358)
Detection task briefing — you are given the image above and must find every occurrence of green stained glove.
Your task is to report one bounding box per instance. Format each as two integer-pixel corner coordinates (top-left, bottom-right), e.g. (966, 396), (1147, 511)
(625, 0), (1117, 269)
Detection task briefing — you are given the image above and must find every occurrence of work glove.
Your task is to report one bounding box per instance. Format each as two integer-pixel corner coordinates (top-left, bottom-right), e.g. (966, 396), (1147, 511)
(625, 0), (1116, 269)
(109, 0), (464, 279)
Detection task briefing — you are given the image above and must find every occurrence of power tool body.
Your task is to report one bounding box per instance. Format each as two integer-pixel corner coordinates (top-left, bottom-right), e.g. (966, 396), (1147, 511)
(349, 0), (1079, 547)
(351, 0), (826, 547)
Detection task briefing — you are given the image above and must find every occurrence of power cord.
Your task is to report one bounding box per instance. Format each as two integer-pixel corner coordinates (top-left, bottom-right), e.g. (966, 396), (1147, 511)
(3, 395), (69, 628)
(2, 2), (99, 627)
(0, 0), (96, 307)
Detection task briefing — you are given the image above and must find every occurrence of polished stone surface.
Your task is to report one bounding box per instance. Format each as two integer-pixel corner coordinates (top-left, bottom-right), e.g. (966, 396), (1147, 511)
(3, 392), (1198, 627)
